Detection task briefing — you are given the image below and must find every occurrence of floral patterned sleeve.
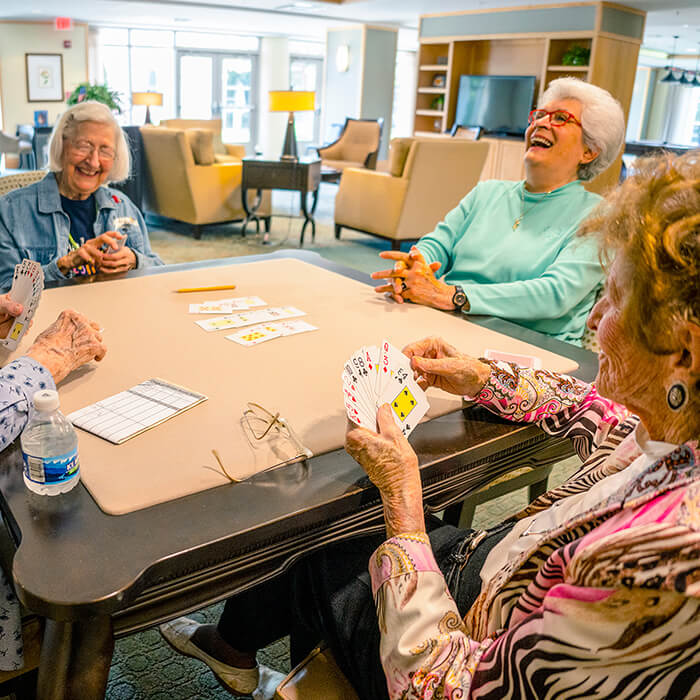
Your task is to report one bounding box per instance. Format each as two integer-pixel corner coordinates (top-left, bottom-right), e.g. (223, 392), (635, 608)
(369, 534), (493, 699)
(0, 356), (56, 450)
(475, 360), (631, 460)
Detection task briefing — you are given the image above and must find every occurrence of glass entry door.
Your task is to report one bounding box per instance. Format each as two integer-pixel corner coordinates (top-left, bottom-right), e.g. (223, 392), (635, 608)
(177, 50), (257, 152)
(290, 56), (322, 155)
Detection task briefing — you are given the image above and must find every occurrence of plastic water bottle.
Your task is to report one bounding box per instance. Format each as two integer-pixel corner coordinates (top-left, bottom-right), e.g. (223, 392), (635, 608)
(20, 390), (80, 496)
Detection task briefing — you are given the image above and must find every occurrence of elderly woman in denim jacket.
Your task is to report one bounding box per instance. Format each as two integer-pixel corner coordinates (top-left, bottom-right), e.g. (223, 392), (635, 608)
(0, 101), (162, 293)
(161, 152), (700, 700)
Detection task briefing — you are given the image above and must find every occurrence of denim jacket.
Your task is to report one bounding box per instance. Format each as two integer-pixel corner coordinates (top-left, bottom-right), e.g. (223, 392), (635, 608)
(0, 173), (163, 292)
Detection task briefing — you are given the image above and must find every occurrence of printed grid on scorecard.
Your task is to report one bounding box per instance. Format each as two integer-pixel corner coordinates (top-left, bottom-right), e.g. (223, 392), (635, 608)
(68, 379), (207, 445)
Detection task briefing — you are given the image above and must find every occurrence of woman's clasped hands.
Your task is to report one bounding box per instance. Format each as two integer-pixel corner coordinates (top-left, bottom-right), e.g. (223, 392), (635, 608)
(371, 246), (454, 310)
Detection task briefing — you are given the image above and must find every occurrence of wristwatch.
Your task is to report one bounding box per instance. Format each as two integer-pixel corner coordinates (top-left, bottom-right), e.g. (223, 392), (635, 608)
(451, 285), (469, 312)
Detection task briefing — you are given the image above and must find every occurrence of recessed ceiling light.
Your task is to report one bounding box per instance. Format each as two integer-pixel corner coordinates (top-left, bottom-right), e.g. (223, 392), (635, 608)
(174, 17), (191, 22)
(31, 9), (41, 13)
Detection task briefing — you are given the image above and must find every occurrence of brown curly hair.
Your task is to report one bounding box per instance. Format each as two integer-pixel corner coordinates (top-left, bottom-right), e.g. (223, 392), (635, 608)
(579, 151), (699, 355)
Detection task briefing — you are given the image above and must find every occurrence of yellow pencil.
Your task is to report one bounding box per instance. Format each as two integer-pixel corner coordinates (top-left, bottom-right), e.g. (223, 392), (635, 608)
(175, 284), (237, 293)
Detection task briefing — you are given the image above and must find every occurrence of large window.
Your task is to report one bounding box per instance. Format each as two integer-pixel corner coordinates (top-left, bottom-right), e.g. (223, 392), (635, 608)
(177, 51), (257, 149)
(289, 56), (323, 152)
(97, 27), (259, 146)
(391, 50), (417, 139)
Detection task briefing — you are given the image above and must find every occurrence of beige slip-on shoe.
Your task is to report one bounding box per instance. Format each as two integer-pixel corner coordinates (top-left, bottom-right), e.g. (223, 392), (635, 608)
(159, 616), (259, 695)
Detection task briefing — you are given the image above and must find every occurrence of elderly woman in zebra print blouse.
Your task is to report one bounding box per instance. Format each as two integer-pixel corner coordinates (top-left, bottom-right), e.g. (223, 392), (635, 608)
(159, 152), (699, 700)
(342, 152), (700, 700)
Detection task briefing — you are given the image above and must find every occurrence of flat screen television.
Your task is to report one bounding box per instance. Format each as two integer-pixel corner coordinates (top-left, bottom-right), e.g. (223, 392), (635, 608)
(452, 75), (537, 137)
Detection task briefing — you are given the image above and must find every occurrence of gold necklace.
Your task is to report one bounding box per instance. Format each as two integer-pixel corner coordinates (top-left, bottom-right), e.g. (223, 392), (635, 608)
(513, 186), (553, 230)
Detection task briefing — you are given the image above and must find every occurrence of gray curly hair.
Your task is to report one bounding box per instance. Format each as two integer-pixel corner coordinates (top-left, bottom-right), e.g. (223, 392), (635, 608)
(540, 77), (625, 181)
(48, 101), (130, 183)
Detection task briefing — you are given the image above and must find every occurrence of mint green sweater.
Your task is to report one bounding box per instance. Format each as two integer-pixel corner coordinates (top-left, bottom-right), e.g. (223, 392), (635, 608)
(416, 179), (603, 344)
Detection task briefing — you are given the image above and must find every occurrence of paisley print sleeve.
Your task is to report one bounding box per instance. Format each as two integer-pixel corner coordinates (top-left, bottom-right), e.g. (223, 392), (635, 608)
(370, 534), (493, 699)
(475, 360), (630, 460)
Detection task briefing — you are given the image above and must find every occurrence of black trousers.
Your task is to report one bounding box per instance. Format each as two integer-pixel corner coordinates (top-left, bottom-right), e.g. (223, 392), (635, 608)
(217, 518), (513, 700)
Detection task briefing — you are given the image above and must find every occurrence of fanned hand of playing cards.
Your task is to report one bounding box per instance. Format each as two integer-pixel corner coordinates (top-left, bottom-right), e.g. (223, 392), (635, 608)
(1, 260), (44, 350)
(342, 340), (429, 437)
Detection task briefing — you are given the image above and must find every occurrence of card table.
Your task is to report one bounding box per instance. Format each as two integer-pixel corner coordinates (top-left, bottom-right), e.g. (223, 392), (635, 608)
(0, 251), (597, 699)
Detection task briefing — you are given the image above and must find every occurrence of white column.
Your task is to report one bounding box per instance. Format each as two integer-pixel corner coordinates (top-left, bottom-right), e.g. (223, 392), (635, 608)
(258, 37), (289, 157)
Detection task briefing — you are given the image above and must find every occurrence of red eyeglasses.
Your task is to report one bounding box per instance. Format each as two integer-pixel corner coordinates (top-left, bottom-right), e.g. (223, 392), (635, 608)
(528, 109), (582, 128)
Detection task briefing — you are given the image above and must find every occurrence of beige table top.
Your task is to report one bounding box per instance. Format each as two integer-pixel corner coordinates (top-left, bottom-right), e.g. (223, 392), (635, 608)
(6, 258), (578, 515)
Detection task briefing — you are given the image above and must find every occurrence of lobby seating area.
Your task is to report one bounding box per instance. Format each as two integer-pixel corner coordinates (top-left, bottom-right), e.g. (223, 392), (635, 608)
(334, 137), (489, 249)
(140, 122), (271, 239)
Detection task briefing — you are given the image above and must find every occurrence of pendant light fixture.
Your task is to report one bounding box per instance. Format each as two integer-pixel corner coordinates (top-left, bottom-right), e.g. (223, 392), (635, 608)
(660, 35), (681, 83)
(691, 43), (700, 87)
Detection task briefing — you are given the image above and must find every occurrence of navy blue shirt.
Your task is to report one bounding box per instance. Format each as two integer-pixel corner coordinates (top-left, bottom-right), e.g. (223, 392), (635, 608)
(60, 193), (96, 245)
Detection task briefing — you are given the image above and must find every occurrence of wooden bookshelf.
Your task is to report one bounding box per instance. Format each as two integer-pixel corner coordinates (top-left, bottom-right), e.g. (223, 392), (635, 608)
(413, 2), (645, 191)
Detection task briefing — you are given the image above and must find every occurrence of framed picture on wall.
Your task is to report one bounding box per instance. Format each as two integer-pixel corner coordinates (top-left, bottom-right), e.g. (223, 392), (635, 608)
(25, 53), (64, 102)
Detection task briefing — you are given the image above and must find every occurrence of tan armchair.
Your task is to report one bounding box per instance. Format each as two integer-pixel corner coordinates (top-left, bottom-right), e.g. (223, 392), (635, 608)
(334, 137), (490, 250)
(159, 118), (241, 163)
(317, 118), (383, 175)
(140, 125), (271, 239)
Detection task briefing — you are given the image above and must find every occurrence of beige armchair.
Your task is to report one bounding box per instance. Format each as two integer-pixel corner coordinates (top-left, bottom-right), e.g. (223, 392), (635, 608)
(334, 137), (490, 249)
(158, 118), (241, 163)
(317, 118), (383, 176)
(140, 125), (271, 239)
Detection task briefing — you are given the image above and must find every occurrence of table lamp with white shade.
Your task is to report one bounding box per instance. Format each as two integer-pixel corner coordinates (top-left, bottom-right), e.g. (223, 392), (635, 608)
(131, 91), (163, 125)
(268, 90), (315, 161)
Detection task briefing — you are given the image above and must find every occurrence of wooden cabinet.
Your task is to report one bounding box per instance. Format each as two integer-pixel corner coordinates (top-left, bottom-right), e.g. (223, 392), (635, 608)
(413, 2), (645, 191)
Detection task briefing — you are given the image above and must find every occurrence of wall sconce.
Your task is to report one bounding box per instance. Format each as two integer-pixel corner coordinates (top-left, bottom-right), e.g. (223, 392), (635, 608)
(335, 44), (350, 73)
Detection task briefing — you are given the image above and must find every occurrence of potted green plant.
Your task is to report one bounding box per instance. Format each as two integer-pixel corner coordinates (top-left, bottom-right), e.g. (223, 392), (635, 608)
(66, 83), (123, 113)
(561, 45), (591, 66)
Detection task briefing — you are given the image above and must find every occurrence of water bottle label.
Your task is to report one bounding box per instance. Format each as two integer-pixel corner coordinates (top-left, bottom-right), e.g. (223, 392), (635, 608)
(22, 448), (80, 485)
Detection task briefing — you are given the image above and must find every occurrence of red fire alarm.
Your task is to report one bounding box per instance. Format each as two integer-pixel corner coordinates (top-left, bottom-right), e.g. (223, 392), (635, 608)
(63, 40), (72, 49)
(55, 17), (73, 30)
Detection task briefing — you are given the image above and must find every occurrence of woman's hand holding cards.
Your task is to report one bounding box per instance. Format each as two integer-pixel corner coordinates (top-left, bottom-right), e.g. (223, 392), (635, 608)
(99, 232), (136, 275)
(345, 405), (425, 538)
(0, 294), (22, 339)
(403, 336), (492, 397)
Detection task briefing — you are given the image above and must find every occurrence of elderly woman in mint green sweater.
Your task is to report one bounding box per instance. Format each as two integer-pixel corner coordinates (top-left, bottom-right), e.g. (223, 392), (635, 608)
(372, 78), (625, 345)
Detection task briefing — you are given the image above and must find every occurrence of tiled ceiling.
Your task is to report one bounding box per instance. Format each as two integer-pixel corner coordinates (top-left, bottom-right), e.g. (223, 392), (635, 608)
(2, 0), (699, 60)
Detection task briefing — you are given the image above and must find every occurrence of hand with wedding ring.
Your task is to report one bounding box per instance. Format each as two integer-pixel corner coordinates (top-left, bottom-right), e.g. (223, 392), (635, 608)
(371, 246), (456, 310)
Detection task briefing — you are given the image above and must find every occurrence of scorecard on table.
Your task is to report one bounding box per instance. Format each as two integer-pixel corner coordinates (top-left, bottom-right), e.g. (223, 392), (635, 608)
(68, 379), (207, 445)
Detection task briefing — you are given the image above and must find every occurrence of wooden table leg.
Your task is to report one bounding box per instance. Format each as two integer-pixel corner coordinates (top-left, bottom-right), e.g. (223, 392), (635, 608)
(37, 616), (114, 700)
(299, 187), (319, 246)
(241, 187), (263, 237)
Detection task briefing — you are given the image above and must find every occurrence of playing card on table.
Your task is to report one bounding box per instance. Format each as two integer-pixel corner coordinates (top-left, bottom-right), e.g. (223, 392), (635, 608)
(196, 306), (306, 332)
(483, 348), (542, 369)
(225, 319), (318, 346)
(342, 340), (428, 437)
(189, 296), (266, 314)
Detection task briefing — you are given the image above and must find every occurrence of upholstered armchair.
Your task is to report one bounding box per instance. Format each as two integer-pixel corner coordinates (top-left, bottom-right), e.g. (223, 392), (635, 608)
(158, 118), (241, 163)
(334, 137), (490, 249)
(316, 118), (383, 175)
(140, 125), (271, 239)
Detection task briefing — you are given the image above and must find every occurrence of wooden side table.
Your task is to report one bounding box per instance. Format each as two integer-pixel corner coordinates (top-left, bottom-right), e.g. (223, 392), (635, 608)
(241, 157), (321, 245)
